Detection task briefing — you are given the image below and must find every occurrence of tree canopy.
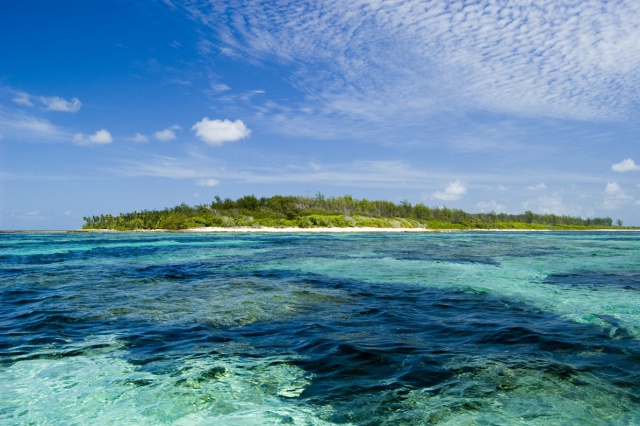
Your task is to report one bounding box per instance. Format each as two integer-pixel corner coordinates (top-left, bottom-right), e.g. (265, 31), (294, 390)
(82, 194), (619, 231)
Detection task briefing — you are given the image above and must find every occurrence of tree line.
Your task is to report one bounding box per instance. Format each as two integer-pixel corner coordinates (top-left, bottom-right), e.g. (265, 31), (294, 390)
(82, 194), (617, 230)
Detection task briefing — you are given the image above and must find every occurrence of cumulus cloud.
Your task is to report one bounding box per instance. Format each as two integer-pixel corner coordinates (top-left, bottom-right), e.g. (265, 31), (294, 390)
(73, 129), (113, 145)
(612, 158), (640, 172)
(40, 96), (82, 112)
(191, 118), (251, 145)
(602, 182), (632, 209)
(527, 183), (547, 191)
(130, 133), (149, 143)
(433, 180), (467, 201)
(154, 125), (181, 141)
(196, 178), (220, 187)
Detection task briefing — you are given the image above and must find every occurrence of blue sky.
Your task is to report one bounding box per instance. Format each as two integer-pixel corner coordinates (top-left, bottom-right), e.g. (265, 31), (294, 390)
(1, 0), (639, 229)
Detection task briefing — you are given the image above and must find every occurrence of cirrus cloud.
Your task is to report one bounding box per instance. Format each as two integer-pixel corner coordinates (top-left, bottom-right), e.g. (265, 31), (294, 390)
(191, 118), (251, 145)
(184, 0), (640, 122)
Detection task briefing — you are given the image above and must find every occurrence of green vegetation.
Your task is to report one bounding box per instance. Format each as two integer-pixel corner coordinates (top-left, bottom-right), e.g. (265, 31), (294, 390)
(82, 194), (626, 231)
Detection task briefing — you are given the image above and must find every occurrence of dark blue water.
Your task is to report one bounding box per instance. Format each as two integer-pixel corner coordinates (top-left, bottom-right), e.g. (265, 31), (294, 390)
(1, 232), (639, 424)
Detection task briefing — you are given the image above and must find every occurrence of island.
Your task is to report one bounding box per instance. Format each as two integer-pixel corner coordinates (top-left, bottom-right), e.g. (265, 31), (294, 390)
(81, 194), (628, 231)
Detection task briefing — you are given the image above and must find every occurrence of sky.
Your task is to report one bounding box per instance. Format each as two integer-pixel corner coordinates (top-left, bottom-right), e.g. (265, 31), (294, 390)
(0, 0), (639, 229)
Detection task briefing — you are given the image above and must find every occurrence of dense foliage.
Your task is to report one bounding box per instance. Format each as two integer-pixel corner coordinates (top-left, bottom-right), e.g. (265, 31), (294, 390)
(82, 194), (619, 231)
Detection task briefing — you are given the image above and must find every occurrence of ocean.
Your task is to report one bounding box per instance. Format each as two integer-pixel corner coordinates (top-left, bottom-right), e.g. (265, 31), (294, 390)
(1, 231), (639, 425)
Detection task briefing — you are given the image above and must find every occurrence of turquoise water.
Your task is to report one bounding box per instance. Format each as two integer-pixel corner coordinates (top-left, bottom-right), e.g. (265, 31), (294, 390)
(1, 231), (639, 424)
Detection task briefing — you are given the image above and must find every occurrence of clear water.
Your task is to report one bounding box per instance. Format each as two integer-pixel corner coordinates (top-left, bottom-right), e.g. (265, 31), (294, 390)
(1, 231), (639, 425)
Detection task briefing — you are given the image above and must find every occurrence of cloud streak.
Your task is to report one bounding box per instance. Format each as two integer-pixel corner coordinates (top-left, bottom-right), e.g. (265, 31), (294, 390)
(0, 107), (68, 141)
(197, 178), (220, 187)
(12, 91), (33, 107)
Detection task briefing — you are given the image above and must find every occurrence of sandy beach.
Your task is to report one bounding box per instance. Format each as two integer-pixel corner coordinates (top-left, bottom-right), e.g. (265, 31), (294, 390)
(184, 226), (444, 233)
(6, 228), (637, 233)
(69, 227), (639, 233)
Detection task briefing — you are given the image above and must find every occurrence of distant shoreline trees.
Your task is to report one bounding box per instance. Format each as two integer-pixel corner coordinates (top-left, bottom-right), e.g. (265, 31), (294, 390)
(82, 194), (617, 231)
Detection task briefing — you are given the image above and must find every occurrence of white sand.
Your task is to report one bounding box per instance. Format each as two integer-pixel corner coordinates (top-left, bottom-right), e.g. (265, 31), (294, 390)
(181, 226), (444, 233)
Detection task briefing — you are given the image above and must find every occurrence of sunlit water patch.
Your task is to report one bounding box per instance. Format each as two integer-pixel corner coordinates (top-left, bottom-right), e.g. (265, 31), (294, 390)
(1, 231), (639, 424)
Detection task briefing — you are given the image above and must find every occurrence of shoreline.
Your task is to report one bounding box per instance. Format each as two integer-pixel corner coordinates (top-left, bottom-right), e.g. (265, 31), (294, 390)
(3, 227), (638, 234)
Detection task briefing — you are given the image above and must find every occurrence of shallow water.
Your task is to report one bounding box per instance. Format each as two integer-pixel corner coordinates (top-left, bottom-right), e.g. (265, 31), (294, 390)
(1, 231), (639, 424)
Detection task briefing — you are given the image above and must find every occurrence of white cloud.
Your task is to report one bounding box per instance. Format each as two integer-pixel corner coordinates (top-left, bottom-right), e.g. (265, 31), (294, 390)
(602, 182), (632, 209)
(12, 91), (33, 107)
(187, 0), (640, 122)
(433, 180), (467, 201)
(238, 90), (266, 102)
(522, 194), (581, 216)
(8, 90), (81, 112)
(527, 183), (547, 191)
(112, 154), (608, 197)
(476, 200), (506, 213)
(73, 129), (113, 145)
(130, 133), (149, 143)
(113, 154), (217, 179)
(196, 178), (220, 187)
(17, 116), (59, 136)
(612, 158), (640, 172)
(211, 83), (231, 92)
(0, 107), (67, 141)
(114, 156), (464, 187)
(40, 96), (82, 112)
(154, 125), (181, 142)
(191, 118), (251, 145)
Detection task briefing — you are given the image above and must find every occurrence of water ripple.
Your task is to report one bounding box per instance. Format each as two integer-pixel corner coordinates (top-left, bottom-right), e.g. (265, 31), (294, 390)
(1, 232), (639, 424)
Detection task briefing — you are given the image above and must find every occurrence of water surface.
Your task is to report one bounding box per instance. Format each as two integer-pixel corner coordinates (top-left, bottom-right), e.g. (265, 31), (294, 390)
(1, 232), (639, 424)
